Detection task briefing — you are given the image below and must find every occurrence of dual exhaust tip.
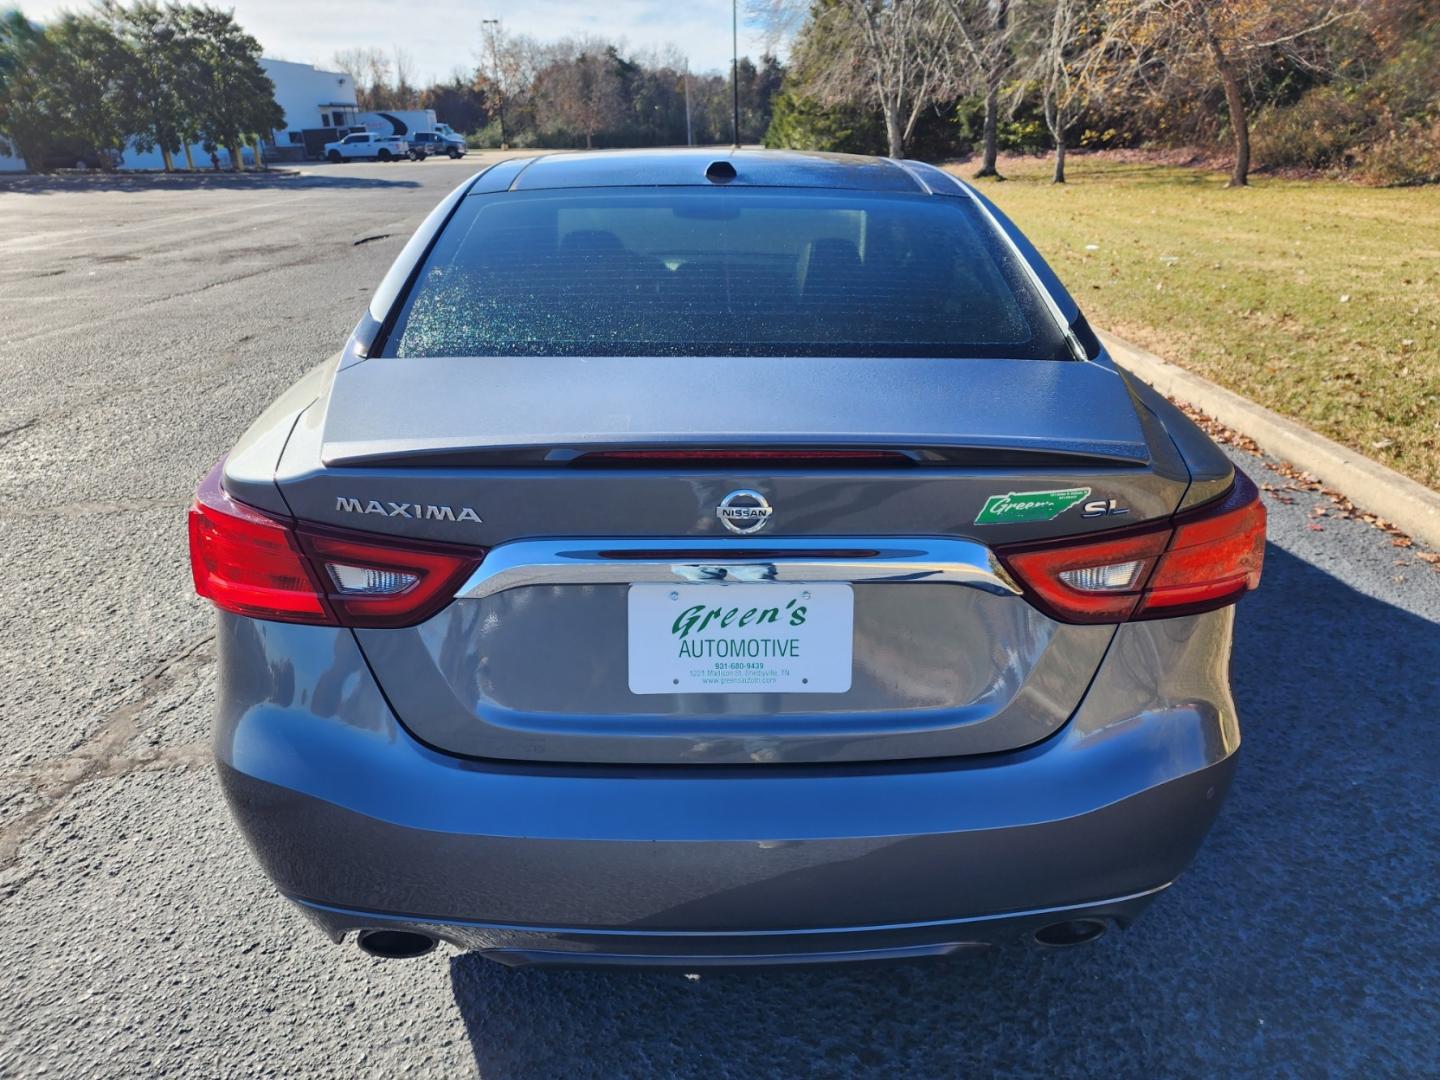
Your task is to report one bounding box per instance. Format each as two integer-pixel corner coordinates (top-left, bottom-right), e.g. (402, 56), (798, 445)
(1033, 918), (1108, 948)
(354, 919), (1108, 960)
(356, 928), (438, 960)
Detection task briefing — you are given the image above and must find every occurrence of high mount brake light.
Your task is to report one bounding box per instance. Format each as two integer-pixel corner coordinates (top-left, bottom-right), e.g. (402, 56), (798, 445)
(573, 449), (912, 468)
(996, 471), (1265, 625)
(188, 461), (483, 628)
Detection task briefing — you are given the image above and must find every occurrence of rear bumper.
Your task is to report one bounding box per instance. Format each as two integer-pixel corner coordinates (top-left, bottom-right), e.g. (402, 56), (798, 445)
(214, 613), (1239, 964)
(291, 885), (1174, 968)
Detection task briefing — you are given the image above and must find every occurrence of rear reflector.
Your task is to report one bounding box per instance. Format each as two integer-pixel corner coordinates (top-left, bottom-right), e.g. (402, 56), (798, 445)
(188, 461), (483, 628)
(996, 470), (1265, 624)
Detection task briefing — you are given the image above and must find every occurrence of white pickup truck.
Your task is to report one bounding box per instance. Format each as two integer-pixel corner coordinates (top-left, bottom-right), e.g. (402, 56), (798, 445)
(323, 132), (411, 163)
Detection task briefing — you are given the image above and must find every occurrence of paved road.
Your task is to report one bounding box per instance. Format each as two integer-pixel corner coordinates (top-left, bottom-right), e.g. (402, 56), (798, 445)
(1, 158), (1437, 1079)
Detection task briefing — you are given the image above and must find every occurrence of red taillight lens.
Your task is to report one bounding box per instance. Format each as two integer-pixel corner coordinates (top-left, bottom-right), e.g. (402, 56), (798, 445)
(996, 470), (1265, 625)
(188, 461), (483, 628)
(1136, 471), (1266, 618)
(997, 528), (1171, 624)
(188, 463), (331, 623)
(296, 530), (482, 629)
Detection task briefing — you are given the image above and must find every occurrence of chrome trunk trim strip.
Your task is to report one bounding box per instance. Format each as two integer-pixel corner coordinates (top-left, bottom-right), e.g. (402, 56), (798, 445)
(454, 537), (1021, 600)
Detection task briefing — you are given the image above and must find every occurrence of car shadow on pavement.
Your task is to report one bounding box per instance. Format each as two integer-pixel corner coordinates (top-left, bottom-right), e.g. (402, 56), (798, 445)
(0, 171), (422, 194)
(449, 544), (1440, 1079)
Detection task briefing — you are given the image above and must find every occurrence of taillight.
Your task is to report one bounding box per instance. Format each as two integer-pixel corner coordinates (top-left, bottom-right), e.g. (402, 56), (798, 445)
(188, 461), (483, 628)
(996, 528), (1171, 624)
(188, 464), (331, 623)
(295, 529), (481, 628)
(996, 471), (1265, 625)
(1136, 472), (1266, 618)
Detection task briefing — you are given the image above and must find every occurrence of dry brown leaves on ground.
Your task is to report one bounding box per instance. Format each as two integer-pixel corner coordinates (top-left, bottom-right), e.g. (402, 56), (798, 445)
(1170, 400), (1440, 571)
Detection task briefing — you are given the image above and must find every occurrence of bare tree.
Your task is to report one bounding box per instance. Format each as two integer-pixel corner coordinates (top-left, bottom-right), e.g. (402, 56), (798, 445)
(535, 38), (624, 149)
(1016, 0), (1101, 182)
(1095, 0), (1356, 186)
(933, 0), (1017, 177)
(392, 46), (417, 109)
(331, 47), (367, 103)
(767, 0), (958, 159)
(477, 20), (538, 148)
(333, 46), (393, 110)
(975, 0), (1011, 176)
(364, 48), (392, 108)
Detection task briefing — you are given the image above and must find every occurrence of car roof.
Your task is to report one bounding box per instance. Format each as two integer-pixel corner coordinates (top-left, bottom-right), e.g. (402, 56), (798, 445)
(468, 148), (971, 196)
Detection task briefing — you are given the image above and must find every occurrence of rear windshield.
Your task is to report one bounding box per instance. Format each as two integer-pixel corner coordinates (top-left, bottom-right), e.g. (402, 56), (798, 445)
(384, 188), (1071, 360)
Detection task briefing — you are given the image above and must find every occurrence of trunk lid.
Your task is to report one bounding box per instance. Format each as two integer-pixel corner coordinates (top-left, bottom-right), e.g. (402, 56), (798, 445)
(321, 354), (1154, 467)
(273, 354), (1190, 765)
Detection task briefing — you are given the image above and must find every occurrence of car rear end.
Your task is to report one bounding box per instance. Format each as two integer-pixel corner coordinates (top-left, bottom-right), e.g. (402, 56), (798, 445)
(195, 152), (1261, 965)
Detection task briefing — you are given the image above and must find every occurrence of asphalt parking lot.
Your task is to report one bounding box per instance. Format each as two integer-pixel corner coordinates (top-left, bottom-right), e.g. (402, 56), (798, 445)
(1, 156), (1438, 1079)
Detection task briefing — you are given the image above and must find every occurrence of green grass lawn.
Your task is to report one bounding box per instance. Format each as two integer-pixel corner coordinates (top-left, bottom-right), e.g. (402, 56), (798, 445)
(951, 156), (1440, 491)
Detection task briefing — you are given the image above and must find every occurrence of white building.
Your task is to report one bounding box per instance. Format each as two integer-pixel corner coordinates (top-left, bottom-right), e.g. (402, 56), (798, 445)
(261, 58), (360, 155)
(0, 58), (359, 172)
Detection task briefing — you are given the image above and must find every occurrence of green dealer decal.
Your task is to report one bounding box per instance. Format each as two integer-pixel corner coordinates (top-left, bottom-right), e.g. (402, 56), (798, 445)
(975, 487), (1091, 525)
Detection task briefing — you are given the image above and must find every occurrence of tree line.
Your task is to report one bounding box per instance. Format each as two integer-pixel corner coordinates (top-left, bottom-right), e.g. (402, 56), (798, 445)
(329, 33), (785, 150)
(0, 2), (280, 170)
(5, 0), (1435, 184)
(765, 0), (1440, 187)
(331, 2), (1437, 185)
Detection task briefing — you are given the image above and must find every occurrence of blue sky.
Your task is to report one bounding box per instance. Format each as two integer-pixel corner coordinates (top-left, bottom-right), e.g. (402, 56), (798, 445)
(17, 0), (779, 83)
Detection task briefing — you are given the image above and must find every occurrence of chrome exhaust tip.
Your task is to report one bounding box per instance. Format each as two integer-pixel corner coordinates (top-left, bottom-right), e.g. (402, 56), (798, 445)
(356, 929), (438, 959)
(1033, 919), (1108, 948)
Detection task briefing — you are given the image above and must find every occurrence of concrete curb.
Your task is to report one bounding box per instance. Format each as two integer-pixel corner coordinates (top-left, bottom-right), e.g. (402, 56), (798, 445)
(1100, 329), (1440, 551)
(0, 168), (303, 187)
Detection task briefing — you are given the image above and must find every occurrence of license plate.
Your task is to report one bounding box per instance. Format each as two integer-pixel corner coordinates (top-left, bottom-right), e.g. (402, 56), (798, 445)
(627, 583), (853, 695)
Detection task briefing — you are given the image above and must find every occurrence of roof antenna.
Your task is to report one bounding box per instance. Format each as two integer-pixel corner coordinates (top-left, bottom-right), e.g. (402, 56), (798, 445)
(705, 160), (737, 184)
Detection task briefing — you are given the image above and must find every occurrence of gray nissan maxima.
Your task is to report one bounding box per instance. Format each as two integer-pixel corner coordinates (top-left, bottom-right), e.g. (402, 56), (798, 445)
(191, 149), (1264, 965)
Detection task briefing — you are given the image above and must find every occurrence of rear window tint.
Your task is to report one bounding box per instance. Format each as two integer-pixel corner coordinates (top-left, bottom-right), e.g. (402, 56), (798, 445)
(384, 188), (1071, 360)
